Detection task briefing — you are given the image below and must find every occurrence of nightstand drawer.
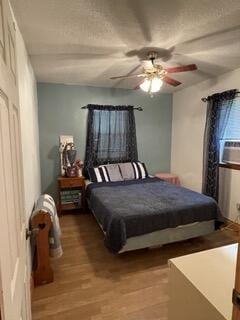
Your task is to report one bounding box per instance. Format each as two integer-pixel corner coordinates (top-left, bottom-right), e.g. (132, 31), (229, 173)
(59, 178), (84, 188)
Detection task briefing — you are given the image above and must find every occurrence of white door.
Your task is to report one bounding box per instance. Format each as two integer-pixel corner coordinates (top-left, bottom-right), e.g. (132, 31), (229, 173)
(0, 0), (30, 319)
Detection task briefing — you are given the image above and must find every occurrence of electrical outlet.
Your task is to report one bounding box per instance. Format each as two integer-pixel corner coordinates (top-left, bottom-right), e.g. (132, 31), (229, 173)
(59, 135), (74, 146)
(237, 203), (240, 211)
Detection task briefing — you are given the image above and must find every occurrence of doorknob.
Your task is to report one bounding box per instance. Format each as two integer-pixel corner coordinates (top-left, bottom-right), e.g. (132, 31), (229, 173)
(25, 227), (39, 240)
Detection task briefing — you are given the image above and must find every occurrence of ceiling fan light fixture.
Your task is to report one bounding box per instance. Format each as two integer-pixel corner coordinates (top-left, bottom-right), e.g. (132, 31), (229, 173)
(140, 77), (163, 93)
(140, 79), (151, 92)
(151, 77), (163, 92)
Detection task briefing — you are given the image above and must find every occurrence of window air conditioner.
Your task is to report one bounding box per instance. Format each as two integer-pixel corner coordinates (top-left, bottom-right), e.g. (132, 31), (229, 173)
(222, 141), (240, 164)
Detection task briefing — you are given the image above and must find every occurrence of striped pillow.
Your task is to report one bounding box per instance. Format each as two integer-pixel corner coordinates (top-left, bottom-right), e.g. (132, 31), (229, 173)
(131, 162), (148, 179)
(119, 162), (148, 180)
(101, 164), (123, 182)
(118, 162), (135, 180)
(88, 164), (123, 183)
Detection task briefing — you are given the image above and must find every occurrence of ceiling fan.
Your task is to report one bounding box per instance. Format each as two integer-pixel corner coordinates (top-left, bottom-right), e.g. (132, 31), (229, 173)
(110, 51), (197, 93)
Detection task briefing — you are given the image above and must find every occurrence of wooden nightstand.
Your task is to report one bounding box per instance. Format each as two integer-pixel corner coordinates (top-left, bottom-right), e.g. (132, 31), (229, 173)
(57, 176), (86, 216)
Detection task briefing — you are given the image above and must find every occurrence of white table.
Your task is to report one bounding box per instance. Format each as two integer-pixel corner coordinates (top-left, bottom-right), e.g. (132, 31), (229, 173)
(169, 244), (237, 320)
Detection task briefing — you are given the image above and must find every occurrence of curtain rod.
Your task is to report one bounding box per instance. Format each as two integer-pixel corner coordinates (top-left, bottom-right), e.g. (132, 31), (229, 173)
(201, 91), (240, 102)
(81, 106), (143, 111)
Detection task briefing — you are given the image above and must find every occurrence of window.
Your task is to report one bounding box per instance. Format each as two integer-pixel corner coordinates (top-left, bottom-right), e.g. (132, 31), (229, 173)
(84, 105), (138, 172)
(219, 98), (240, 166)
(93, 109), (130, 161)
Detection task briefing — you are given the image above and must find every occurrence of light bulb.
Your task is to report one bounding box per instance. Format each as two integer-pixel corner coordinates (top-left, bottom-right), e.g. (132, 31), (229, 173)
(151, 78), (163, 92)
(140, 79), (151, 92)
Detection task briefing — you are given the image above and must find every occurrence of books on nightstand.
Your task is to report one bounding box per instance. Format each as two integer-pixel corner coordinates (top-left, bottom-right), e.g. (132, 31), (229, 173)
(60, 190), (82, 207)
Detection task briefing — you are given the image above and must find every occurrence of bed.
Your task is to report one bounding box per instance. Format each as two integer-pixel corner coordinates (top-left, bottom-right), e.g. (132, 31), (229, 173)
(85, 177), (223, 254)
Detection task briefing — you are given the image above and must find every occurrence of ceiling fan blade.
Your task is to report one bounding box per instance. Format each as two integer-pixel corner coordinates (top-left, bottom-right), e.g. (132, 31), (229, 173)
(163, 76), (182, 87)
(110, 74), (144, 80)
(165, 64), (197, 73)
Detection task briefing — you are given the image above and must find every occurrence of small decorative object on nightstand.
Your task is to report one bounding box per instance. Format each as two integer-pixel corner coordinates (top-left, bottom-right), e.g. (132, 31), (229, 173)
(57, 176), (86, 216)
(155, 172), (180, 186)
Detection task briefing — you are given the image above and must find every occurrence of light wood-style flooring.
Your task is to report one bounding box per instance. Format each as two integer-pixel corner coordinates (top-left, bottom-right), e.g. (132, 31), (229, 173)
(32, 214), (237, 320)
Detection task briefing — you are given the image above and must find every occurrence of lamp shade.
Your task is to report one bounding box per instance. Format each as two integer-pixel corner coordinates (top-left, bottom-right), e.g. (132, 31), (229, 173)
(140, 77), (163, 93)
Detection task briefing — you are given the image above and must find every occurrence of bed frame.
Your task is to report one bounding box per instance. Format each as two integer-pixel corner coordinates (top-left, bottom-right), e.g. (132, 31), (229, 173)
(119, 220), (215, 253)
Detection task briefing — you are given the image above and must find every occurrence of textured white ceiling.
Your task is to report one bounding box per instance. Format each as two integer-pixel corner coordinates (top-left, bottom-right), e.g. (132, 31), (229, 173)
(10, 0), (240, 92)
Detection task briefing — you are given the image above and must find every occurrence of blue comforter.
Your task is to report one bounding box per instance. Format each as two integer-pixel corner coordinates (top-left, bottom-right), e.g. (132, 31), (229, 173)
(86, 178), (223, 253)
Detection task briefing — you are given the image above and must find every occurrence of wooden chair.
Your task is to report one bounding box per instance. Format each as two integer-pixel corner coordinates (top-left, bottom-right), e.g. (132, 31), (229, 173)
(31, 211), (54, 286)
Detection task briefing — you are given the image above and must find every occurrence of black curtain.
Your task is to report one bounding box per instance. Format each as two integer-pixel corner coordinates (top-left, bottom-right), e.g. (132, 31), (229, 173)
(84, 104), (138, 173)
(202, 89), (237, 201)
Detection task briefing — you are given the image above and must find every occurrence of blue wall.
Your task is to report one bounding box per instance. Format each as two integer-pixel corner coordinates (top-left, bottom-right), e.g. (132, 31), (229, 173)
(37, 83), (172, 199)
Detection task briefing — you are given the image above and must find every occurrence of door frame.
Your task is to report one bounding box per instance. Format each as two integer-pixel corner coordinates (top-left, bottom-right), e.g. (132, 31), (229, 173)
(233, 241), (240, 320)
(0, 263), (4, 319)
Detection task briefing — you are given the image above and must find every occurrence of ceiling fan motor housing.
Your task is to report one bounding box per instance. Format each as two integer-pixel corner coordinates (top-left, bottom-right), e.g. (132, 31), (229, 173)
(147, 51), (158, 60)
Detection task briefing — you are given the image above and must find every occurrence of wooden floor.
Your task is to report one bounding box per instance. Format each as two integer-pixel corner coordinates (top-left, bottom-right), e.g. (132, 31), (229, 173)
(32, 214), (237, 320)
